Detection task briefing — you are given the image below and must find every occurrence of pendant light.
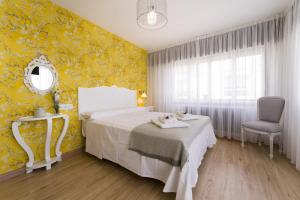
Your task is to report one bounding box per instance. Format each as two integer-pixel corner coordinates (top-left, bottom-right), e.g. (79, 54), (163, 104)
(137, 0), (167, 30)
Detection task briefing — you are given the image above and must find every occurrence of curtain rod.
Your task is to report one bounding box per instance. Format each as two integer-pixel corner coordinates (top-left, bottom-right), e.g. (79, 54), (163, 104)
(149, 13), (285, 53)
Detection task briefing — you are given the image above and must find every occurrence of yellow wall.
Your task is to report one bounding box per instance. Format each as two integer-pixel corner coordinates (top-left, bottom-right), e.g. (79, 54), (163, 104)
(0, 0), (147, 174)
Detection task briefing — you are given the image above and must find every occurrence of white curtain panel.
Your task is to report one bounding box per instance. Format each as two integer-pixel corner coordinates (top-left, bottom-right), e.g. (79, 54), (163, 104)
(148, 17), (284, 143)
(281, 0), (300, 170)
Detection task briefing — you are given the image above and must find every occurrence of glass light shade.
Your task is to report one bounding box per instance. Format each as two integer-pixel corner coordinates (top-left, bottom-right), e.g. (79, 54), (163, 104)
(141, 92), (147, 98)
(137, 0), (167, 30)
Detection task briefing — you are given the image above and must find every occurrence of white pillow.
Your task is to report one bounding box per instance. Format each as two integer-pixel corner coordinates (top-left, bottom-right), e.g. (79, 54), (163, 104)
(80, 107), (149, 120)
(119, 106), (150, 113)
(80, 112), (93, 120)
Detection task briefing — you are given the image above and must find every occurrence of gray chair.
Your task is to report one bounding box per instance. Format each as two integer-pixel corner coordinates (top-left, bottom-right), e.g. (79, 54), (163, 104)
(241, 96), (285, 159)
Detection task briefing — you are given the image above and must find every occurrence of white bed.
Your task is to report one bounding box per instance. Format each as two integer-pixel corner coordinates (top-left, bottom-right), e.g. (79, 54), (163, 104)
(78, 86), (217, 200)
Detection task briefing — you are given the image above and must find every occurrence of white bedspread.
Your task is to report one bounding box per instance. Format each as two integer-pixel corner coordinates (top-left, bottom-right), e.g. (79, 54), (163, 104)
(84, 110), (216, 200)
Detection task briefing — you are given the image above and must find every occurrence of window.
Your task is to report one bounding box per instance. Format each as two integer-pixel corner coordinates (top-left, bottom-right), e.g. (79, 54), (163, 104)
(173, 49), (265, 103)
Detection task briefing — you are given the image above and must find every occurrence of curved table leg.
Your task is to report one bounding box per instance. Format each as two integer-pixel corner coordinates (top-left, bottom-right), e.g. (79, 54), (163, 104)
(45, 118), (53, 170)
(55, 115), (69, 161)
(12, 121), (35, 173)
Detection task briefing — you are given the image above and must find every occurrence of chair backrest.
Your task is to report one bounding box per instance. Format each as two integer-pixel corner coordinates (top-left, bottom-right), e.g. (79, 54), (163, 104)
(258, 96), (285, 123)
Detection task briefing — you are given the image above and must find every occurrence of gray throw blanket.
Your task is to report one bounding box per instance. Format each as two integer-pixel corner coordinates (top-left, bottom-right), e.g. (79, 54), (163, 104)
(128, 117), (210, 168)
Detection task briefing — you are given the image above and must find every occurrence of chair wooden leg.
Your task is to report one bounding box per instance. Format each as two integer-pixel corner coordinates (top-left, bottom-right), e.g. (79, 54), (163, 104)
(241, 127), (245, 148)
(269, 135), (274, 159)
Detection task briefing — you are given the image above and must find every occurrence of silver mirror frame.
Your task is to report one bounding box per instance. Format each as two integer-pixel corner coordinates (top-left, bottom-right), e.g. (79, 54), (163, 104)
(24, 55), (58, 96)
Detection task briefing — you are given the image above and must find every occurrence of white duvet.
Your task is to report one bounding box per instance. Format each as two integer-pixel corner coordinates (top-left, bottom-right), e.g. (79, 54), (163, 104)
(84, 109), (216, 200)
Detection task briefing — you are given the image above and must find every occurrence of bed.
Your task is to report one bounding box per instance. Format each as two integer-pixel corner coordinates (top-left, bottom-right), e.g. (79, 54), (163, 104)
(78, 86), (217, 200)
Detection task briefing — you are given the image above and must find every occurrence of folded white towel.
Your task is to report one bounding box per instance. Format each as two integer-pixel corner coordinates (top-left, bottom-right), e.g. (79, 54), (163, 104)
(176, 112), (186, 118)
(151, 119), (189, 129)
(158, 115), (178, 124)
(176, 113), (200, 121)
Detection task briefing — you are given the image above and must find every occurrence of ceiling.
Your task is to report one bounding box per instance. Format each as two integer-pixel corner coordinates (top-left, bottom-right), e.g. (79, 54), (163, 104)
(52, 0), (292, 52)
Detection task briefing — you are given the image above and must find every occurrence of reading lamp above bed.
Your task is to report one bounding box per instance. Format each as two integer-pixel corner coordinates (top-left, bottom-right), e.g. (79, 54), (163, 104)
(78, 86), (137, 120)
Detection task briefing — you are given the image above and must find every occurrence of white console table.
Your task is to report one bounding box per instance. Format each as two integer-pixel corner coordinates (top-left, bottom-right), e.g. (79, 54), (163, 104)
(12, 114), (69, 173)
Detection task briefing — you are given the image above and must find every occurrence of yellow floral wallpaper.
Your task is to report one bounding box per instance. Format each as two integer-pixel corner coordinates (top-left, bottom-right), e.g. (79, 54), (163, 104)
(0, 0), (147, 174)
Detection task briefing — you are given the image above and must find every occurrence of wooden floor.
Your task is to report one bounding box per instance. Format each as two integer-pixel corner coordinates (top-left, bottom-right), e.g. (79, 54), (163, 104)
(1, 139), (300, 200)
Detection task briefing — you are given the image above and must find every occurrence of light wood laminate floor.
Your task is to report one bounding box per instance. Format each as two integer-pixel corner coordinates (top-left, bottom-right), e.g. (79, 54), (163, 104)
(1, 139), (300, 200)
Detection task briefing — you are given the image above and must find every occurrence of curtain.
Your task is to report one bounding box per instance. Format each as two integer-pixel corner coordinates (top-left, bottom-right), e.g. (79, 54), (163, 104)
(148, 17), (284, 142)
(148, 17), (284, 66)
(281, 0), (300, 170)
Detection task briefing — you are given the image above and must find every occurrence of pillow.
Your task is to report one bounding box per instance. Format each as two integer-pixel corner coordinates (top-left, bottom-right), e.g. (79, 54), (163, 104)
(80, 112), (93, 120)
(120, 106), (150, 113)
(80, 107), (149, 120)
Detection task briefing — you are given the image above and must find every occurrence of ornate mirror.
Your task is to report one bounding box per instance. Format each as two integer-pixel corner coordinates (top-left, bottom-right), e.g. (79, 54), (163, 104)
(24, 55), (58, 95)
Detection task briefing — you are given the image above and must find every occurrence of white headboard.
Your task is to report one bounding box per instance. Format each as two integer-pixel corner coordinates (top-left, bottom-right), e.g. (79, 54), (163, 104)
(78, 86), (137, 118)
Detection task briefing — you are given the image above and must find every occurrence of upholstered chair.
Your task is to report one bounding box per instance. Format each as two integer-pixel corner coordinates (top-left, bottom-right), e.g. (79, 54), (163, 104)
(241, 97), (285, 159)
